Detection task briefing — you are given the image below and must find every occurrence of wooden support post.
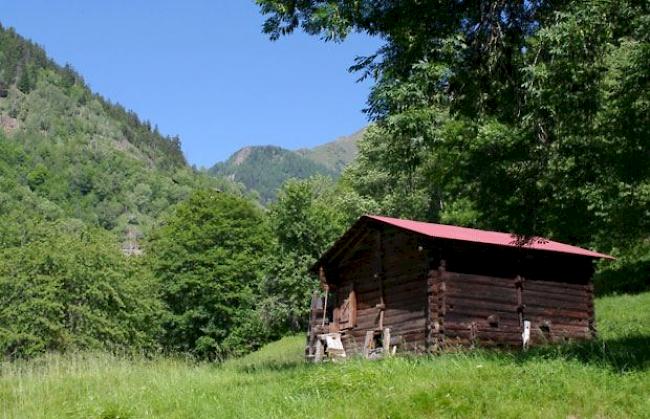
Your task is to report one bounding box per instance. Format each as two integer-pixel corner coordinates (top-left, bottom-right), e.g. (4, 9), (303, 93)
(469, 322), (478, 348)
(383, 328), (391, 356)
(515, 275), (525, 324)
(314, 339), (324, 363)
(515, 275), (527, 348)
(319, 266), (329, 328)
(321, 285), (329, 328)
(426, 269), (437, 352)
(373, 228), (386, 330)
(587, 282), (597, 339)
(438, 260), (447, 349)
(423, 244), (432, 353)
(363, 331), (374, 358)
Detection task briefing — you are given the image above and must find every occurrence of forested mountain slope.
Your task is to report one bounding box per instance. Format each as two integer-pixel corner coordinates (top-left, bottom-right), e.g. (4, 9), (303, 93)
(209, 130), (361, 204)
(296, 128), (362, 172)
(0, 24), (242, 250)
(209, 145), (335, 204)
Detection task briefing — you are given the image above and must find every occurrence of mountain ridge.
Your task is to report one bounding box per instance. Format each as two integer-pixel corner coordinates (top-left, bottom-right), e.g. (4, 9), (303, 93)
(208, 128), (363, 203)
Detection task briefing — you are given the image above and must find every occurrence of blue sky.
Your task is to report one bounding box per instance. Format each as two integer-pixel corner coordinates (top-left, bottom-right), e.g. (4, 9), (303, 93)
(2, 1), (380, 167)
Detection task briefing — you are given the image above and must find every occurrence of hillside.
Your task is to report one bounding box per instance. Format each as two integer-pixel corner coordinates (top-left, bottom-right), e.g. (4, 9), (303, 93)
(296, 128), (362, 172)
(209, 130), (362, 204)
(0, 24), (242, 250)
(2, 291), (649, 418)
(209, 145), (337, 204)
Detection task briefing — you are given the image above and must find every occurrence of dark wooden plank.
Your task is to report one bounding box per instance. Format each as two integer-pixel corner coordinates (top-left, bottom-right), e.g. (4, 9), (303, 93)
(523, 284), (591, 301)
(523, 278), (591, 291)
(447, 283), (517, 302)
(444, 311), (520, 326)
(446, 296), (519, 313)
(447, 273), (516, 289)
(524, 306), (592, 320)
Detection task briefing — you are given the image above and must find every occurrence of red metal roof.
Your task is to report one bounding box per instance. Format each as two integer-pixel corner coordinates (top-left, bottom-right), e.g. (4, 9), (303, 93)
(366, 215), (613, 259)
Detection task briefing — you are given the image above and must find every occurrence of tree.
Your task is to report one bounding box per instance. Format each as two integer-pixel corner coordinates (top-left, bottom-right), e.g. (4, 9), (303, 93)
(0, 221), (162, 358)
(27, 163), (48, 190)
(148, 190), (271, 359)
(259, 177), (377, 335)
(17, 67), (33, 93)
(259, 1), (650, 293)
(260, 0), (649, 240)
(257, 0), (565, 119)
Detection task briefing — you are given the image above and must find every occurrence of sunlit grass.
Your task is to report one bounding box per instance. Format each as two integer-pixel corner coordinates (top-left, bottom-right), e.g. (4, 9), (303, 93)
(2, 292), (650, 418)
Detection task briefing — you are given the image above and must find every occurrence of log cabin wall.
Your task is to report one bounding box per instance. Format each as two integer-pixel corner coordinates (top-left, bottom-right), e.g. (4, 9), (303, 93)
(435, 272), (595, 347)
(331, 226), (429, 354)
(325, 223), (596, 356)
(333, 230), (377, 354)
(379, 226), (429, 352)
(441, 272), (523, 347)
(432, 240), (596, 348)
(521, 278), (595, 344)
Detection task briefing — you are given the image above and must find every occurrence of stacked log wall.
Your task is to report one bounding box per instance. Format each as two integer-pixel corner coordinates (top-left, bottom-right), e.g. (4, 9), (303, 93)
(438, 273), (595, 347)
(335, 234), (377, 354)
(327, 223), (596, 356)
(522, 278), (594, 344)
(380, 228), (428, 352)
(442, 273), (522, 347)
(334, 227), (429, 354)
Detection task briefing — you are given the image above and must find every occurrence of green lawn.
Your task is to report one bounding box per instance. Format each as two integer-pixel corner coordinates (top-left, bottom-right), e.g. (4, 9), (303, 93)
(2, 292), (650, 418)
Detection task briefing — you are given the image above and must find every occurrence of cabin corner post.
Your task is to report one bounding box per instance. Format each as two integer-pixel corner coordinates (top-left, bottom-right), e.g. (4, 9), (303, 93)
(587, 281), (597, 339)
(425, 268), (437, 353)
(515, 275), (525, 327)
(373, 228), (386, 331)
(437, 260), (447, 350)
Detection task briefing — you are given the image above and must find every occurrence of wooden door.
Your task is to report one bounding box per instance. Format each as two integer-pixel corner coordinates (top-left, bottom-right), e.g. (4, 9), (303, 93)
(338, 284), (357, 330)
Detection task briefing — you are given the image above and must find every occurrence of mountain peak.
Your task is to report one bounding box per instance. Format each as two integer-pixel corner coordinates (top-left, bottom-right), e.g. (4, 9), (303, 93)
(209, 129), (363, 204)
(232, 146), (254, 166)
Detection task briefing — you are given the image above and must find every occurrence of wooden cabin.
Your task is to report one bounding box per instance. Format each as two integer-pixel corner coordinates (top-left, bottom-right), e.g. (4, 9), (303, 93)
(306, 215), (612, 360)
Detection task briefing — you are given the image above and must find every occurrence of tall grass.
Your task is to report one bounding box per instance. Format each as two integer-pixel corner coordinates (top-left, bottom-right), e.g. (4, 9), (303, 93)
(2, 292), (650, 418)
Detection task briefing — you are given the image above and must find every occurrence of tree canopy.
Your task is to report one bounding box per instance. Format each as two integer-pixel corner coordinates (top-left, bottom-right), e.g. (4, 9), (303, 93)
(147, 190), (271, 359)
(259, 0), (650, 293)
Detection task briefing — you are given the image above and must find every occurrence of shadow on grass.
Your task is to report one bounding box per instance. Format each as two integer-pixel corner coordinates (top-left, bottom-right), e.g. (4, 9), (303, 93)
(512, 335), (650, 372)
(229, 333), (650, 374)
(232, 359), (310, 374)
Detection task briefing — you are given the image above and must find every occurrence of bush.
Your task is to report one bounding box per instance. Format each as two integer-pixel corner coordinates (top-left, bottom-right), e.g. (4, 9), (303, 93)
(0, 221), (163, 358)
(594, 239), (650, 296)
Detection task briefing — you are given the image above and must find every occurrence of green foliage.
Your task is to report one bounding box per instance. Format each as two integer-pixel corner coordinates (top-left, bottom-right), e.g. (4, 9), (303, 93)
(260, 177), (376, 336)
(595, 240), (650, 296)
(26, 162), (48, 190)
(17, 67), (33, 93)
(148, 190), (271, 359)
(270, 177), (346, 259)
(263, 1), (649, 295)
(0, 24), (257, 360)
(0, 221), (163, 358)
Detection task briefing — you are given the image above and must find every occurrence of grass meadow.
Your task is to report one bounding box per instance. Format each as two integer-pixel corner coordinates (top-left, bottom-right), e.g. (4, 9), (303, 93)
(2, 292), (650, 418)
